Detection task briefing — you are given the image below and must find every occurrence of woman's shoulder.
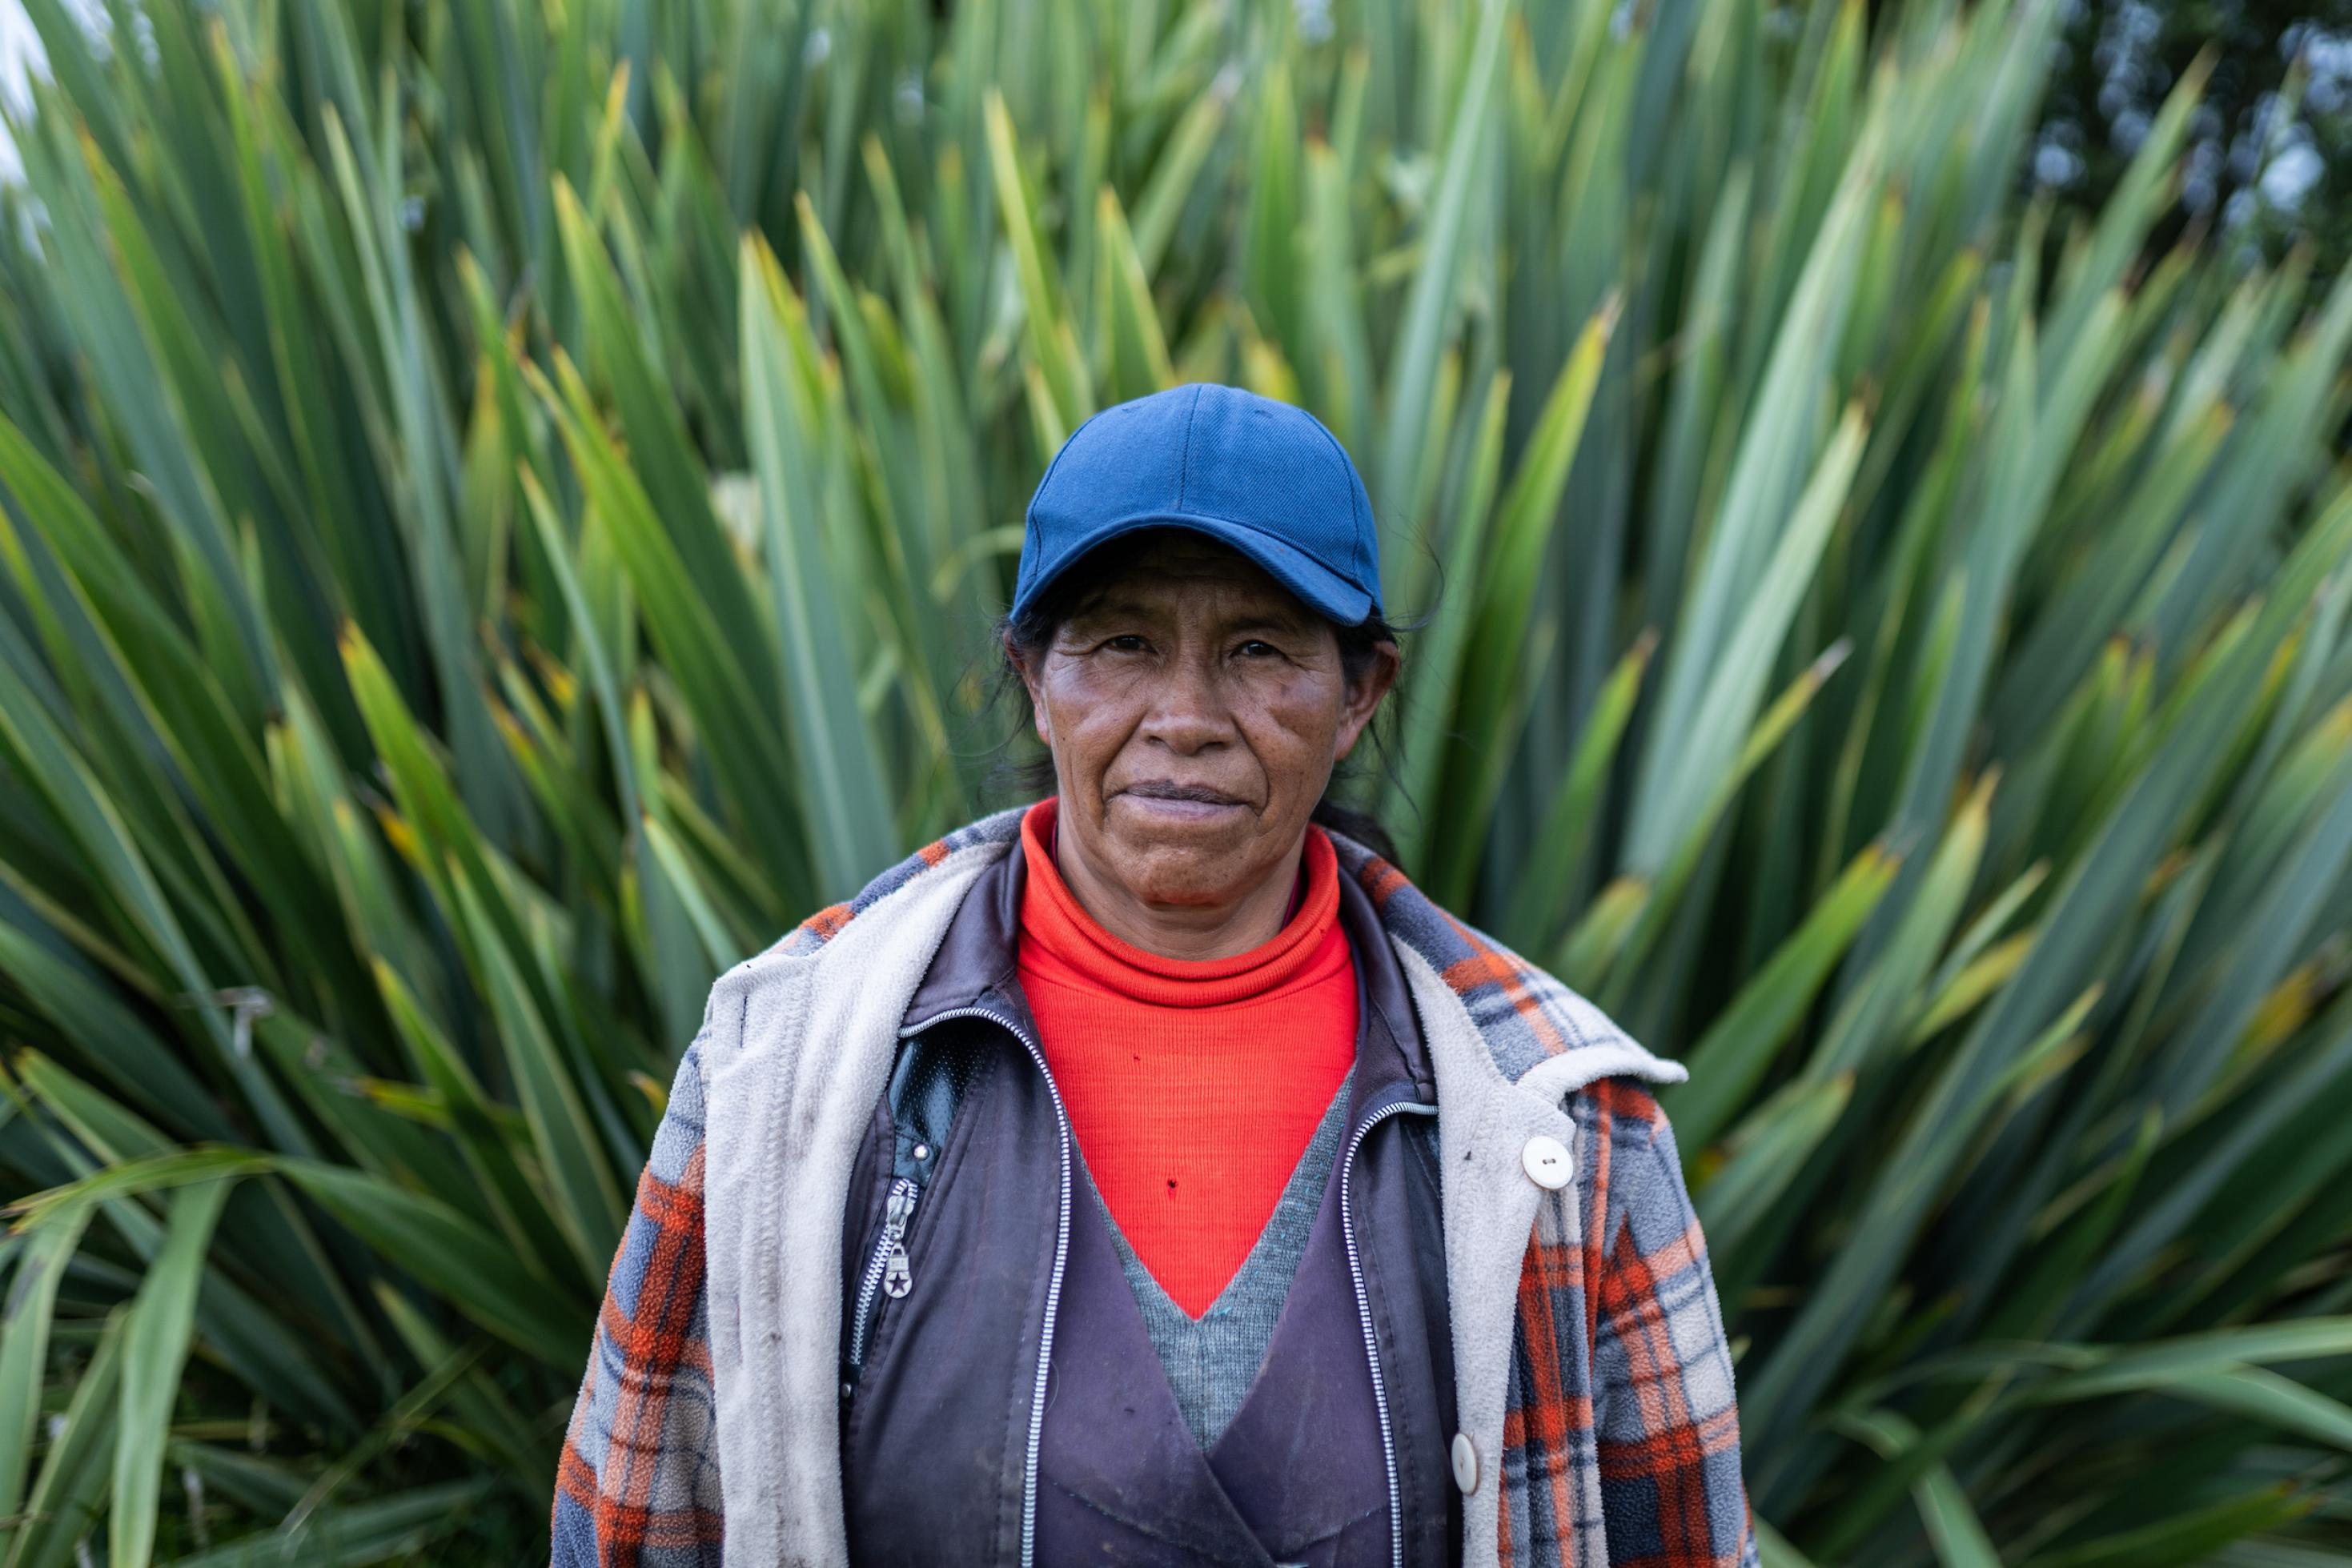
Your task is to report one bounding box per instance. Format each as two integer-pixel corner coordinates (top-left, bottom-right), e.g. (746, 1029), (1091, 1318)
(763, 805), (1030, 962)
(1322, 828), (1689, 1101)
(666, 810), (1030, 1096)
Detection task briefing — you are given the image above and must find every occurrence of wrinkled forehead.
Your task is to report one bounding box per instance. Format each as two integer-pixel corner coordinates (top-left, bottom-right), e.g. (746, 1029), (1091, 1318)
(1053, 528), (1321, 626)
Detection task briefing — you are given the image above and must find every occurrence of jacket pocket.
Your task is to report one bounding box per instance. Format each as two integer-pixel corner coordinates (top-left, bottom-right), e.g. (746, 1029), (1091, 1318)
(844, 1175), (919, 1391)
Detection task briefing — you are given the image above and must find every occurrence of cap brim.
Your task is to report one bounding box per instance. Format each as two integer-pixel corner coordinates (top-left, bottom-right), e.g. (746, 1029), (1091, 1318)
(1013, 512), (1376, 626)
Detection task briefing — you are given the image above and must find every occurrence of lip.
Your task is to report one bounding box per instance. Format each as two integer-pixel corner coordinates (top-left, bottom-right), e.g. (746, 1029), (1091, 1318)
(1118, 795), (1243, 821)
(1113, 784), (1250, 821)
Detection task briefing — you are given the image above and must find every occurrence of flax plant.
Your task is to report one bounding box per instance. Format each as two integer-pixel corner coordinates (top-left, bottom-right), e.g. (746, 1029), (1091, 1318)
(0, 0), (2348, 1561)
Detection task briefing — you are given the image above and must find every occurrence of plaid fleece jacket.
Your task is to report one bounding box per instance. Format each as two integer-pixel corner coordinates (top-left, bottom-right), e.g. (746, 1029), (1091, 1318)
(554, 808), (1757, 1566)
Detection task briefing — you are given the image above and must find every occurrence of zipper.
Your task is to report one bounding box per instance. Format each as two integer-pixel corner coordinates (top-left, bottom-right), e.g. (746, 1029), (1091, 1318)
(900, 1005), (1070, 1568)
(845, 1176), (920, 1382)
(1339, 1097), (1437, 1568)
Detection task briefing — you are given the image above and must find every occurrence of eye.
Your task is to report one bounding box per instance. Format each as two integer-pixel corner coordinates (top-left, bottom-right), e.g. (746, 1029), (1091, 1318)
(1235, 640), (1280, 658)
(1103, 633), (1150, 652)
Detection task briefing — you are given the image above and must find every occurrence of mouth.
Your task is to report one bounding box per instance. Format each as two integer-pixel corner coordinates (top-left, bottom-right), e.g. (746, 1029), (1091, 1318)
(1115, 781), (1250, 820)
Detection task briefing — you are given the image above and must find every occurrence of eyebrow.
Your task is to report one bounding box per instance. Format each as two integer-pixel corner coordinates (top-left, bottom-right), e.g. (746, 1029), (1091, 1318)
(1064, 596), (1158, 622)
(1224, 612), (1312, 635)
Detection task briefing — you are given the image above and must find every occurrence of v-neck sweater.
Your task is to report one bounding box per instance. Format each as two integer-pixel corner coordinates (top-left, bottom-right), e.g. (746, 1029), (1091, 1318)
(1077, 1066), (1357, 1447)
(1015, 797), (1359, 1317)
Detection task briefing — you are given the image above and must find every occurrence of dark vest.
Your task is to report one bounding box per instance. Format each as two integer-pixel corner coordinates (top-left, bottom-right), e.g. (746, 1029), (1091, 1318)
(836, 844), (1459, 1566)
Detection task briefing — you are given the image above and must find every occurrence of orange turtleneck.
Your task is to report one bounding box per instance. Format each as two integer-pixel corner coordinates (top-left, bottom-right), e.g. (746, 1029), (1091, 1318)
(1016, 798), (1358, 1318)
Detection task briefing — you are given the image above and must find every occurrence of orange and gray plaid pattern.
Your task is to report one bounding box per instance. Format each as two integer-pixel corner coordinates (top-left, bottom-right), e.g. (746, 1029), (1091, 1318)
(1336, 834), (1757, 1566)
(552, 1038), (721, 1566)
(553, 804), (1757, 1565)
(1518, 1079), (1756, 1565)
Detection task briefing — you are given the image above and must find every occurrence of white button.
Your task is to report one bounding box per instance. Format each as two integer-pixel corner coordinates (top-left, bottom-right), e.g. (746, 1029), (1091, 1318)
(1451, 1431), (1479, 1494)
(1521, 1133), (1574, 1189)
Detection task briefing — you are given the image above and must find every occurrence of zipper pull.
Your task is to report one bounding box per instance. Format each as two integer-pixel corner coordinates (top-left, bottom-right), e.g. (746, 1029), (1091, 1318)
(881, 1180), (917, 1297)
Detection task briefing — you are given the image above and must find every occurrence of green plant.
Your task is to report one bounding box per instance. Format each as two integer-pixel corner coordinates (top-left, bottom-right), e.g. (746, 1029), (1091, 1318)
(0, 0), (2348, 1561)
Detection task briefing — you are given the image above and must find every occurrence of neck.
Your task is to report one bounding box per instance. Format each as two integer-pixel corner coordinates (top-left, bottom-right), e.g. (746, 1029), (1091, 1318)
(1046, 813), (1306, 962)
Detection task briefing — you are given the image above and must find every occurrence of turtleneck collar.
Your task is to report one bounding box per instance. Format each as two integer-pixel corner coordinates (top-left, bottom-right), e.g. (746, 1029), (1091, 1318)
(1016, 797), (1343, 1009)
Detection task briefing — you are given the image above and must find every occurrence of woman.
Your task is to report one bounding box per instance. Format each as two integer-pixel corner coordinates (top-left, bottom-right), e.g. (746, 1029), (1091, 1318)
(555, 383), (1757, 1567)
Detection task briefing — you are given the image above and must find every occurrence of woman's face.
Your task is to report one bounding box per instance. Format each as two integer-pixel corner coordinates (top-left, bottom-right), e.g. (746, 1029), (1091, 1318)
(1015, 533), (1398, 913)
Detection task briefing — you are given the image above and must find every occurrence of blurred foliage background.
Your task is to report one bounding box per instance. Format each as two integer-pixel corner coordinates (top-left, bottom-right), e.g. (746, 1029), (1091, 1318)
(0, 0), (2349, 1562)
(2036, 0), (2352, 276)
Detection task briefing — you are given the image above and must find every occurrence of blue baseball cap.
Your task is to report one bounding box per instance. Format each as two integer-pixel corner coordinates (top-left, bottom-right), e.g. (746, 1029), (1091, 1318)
(1013, 383), (1383, 626)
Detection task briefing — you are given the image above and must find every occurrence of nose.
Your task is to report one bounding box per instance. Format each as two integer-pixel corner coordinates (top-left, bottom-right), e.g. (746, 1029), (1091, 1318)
(1137, 647), (1235, 756)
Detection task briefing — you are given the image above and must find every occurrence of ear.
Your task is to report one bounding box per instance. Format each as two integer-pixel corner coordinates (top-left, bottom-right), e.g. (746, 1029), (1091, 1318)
(1331, 640), (1401, 763)
(1006, 632), (1054, 747)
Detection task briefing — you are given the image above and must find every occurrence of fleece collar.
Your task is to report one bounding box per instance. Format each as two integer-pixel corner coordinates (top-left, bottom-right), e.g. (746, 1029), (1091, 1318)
(797, 802), (1682, 1101)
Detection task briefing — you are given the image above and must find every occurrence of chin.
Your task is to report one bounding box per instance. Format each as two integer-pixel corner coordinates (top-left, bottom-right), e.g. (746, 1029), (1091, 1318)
(1126, 867), (1250, 910)
(1105, 831), (1256, 907)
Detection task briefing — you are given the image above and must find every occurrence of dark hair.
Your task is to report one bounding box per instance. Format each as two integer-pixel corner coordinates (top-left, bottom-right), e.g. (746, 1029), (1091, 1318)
(989, 534), (1410, 866)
